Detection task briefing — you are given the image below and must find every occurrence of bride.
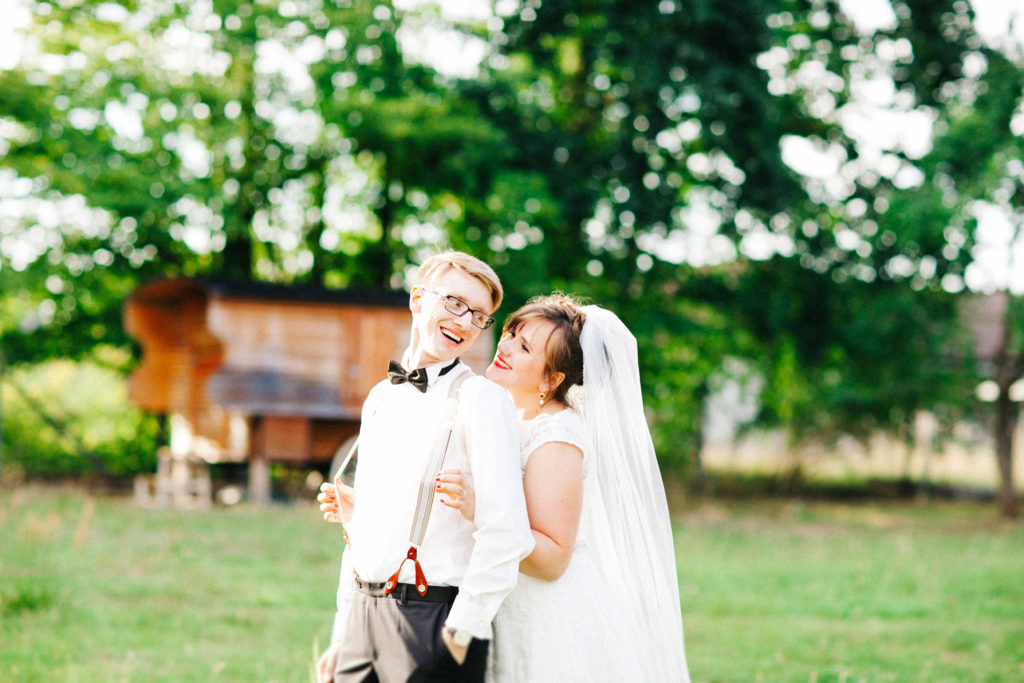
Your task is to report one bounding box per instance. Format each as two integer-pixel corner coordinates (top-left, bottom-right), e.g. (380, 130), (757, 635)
(436, 294), (689, 682)
(321, 294), (689, 681)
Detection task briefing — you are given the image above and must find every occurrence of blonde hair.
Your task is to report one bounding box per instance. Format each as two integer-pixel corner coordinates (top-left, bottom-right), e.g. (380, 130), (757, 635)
(501, 292), (587, 405)
(415, 250), (503, 311)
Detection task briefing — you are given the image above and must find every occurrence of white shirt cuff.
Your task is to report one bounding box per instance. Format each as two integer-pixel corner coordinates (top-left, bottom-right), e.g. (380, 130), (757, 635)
(444, 594), (495, 641)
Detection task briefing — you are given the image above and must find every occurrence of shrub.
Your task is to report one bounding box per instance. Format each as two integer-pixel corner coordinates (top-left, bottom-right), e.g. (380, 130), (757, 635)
(1, 357), (159, 479)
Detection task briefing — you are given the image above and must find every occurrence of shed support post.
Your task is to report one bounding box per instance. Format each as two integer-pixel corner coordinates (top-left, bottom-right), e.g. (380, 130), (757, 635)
(249, 455), (271, 506)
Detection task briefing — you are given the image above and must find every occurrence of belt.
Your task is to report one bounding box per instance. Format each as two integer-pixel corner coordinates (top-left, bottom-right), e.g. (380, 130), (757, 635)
(353, 574), (459, 604)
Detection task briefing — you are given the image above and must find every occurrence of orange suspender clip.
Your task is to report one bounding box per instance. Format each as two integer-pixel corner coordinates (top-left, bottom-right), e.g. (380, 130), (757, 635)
(385, 545), (428, 595)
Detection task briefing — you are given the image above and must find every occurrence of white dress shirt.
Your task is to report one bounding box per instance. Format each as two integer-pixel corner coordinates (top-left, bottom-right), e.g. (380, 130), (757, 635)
(331, 360), (533, 641)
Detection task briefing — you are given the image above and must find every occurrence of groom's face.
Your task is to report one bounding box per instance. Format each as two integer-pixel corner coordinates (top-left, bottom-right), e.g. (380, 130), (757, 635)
(409, 268), (495, 366)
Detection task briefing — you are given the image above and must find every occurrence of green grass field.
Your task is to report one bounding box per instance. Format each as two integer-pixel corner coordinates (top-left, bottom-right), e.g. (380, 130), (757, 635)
(2, 485), (1022, 682)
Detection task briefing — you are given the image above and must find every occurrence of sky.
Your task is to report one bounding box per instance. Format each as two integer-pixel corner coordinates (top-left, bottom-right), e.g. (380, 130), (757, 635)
(0, 0), (1022, 293)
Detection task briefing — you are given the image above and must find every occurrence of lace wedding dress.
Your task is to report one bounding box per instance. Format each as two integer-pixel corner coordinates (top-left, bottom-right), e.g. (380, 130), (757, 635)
(486, 408), (635, 682)
(487, 305), (689, 682)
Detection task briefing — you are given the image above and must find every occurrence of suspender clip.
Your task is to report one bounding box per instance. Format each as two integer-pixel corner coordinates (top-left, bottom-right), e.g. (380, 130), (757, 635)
(385, 545), (429, 597)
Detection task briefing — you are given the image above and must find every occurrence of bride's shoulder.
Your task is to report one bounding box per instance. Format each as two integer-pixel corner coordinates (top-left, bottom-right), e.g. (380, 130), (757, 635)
(521, 408), (586, 457)
(543, 407), (582, 430)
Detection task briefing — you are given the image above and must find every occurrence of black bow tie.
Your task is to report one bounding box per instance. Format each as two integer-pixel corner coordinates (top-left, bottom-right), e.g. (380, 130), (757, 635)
(387, 358), (461, 393)
(388, 361), (429, 392)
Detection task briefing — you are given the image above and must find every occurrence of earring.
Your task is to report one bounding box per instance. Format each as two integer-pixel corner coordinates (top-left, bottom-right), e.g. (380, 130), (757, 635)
(539, 391), (546, 407)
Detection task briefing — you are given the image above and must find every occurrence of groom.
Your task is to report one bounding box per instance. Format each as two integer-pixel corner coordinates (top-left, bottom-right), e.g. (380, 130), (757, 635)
(317, 251), (533, 682)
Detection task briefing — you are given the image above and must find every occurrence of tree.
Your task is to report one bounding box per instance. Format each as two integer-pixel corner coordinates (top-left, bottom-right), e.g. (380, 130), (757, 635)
(702, 1), (1003, 483)
(730, 255), (976, 444)
(912, 45), (1024, 518)
(1, 0), (1018, 496)
(452, 0), (821, 458)
(454, 0), (989, 471)
(0, 0), (516, 478)
(982, 293), (1024, 518)
(0, 0), (508, 365)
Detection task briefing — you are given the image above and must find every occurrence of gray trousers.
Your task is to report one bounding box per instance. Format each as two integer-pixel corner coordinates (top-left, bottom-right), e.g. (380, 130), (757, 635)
(334, 589), (489, 683)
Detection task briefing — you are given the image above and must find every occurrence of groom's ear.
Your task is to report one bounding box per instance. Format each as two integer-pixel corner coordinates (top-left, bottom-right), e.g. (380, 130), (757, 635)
(409, 286), (424, 314)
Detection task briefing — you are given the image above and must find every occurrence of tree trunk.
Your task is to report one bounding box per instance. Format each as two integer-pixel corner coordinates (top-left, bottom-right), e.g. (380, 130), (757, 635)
(993, 227), (1023, 518)
(993, 390), (1020, 519)
(692, 378), (708, 491)
(988, 289), (1023, 519)
(0, 351), (4, 472)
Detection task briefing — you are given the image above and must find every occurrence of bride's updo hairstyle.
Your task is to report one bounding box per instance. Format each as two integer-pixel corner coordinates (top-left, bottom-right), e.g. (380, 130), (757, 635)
(501, 293), (586, 405)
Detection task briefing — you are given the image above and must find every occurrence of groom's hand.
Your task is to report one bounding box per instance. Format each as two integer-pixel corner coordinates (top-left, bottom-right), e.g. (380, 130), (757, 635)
(316, 643), (338, 683)
(441, 626), (469, 665)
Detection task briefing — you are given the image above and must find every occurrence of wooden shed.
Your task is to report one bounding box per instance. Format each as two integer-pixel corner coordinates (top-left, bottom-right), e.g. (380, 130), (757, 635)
(124, 276), (494, 506)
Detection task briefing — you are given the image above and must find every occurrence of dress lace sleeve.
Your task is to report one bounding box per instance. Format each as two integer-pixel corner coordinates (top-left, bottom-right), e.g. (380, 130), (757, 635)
(520, 409), (587, 469)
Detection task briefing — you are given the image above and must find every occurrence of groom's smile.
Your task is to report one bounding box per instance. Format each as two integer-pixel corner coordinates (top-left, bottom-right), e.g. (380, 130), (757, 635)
(440, 325), (465, 346)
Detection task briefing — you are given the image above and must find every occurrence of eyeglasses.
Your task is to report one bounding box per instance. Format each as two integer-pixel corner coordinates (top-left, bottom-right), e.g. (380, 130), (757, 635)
(422, 288), (495, 329)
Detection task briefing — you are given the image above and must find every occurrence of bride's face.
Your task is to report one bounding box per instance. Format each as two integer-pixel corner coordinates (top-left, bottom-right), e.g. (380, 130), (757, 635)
(486, 318), (557, 406)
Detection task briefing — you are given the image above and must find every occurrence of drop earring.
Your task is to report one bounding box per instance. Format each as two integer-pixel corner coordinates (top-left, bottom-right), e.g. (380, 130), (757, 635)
(539, 391), (546, 408)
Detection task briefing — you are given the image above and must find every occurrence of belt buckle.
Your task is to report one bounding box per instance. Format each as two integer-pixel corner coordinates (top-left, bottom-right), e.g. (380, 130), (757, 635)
(356, 575), (386, 598)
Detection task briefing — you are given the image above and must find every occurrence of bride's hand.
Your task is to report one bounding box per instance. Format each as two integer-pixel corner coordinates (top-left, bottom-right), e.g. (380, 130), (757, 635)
(318, 481), (356, 524)
(436, 469), (475, 522)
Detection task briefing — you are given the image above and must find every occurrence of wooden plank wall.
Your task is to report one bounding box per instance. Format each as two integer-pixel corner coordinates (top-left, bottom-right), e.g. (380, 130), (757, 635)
(205, 298), (411, 416)
(126, 280), (496, 467)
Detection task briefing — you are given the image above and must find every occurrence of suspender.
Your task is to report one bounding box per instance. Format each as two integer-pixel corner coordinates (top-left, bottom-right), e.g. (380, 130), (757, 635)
(335, 371), (471, 597)
(386, 371), (470, 595)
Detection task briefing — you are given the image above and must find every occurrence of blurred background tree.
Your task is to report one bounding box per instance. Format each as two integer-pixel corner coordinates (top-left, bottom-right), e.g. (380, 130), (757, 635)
(889, 40), (1024, 517)
(451, 0), (990, 480)
(0, 0), (1021, 514)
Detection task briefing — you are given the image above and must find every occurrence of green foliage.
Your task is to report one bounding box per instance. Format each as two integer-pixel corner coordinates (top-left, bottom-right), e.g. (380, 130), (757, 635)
(732, 256), (979, 443)
(468, 0), (808, 284)
(1, 355), (160, 477)
(629, 266), (753, 466)
(1, 584), (55, 615)
(0, 0), (451, 362)
(453, 0), (827, 464)
(885, 0), (978, 107)
(1, 0), (1020, 483)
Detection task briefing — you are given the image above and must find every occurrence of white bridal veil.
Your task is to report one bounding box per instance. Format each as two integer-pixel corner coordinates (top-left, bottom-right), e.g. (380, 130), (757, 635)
(576, 305), (690, 682)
